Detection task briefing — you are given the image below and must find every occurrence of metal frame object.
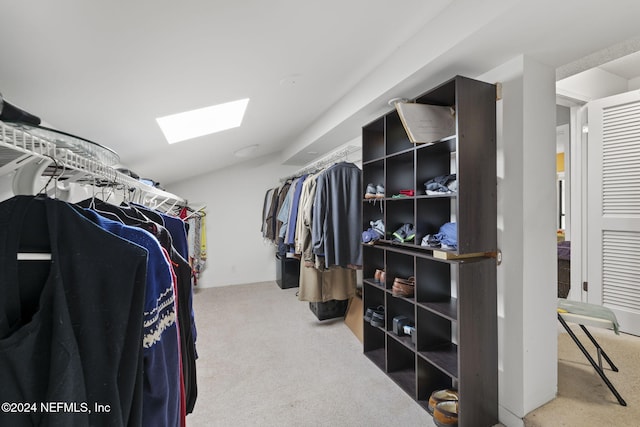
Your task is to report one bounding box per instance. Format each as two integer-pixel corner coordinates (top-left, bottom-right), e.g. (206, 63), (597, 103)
(0, 119), (185, 211)
(557, 313), (627, 406)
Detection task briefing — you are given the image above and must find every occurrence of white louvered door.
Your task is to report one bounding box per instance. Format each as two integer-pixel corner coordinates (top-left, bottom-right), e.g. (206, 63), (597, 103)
(587, 90), (640, 335)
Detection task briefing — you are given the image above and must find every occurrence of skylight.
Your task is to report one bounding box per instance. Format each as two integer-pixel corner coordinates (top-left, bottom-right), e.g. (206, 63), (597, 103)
(156, 98), (249, 144)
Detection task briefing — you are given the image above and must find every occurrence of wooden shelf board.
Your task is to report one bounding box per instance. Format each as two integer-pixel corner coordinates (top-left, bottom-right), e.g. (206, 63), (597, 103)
(364, 348), (386, 370)
(388, 368), (417, 397)
(417, 299), (458, 321)
(388, 331), (416, 351)
(418, 343), (459, 379)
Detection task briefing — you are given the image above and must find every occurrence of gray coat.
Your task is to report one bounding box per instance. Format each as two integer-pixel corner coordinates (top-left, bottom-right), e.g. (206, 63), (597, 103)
(312, 162), (362, 268)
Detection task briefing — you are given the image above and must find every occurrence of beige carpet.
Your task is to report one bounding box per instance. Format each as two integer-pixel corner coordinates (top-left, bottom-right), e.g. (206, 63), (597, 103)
(186, 282), (433, 427)
(186, 282), (639, 426)
(525, 325), (640, 426)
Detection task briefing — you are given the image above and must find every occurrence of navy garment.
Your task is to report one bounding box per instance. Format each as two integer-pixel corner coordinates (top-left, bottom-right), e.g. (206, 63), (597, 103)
(74, 207), (182, 427)
(0, 196), (147, 427)
(160, 214), (189, 261)
(129, 203), (189, 262)
(285, 174), (307, 247)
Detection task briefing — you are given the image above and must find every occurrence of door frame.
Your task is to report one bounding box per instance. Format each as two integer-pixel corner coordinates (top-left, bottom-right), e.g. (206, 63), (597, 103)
(557, 95), (588, 302)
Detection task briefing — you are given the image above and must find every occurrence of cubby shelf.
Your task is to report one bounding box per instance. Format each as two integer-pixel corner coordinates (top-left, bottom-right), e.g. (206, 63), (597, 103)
(361, 75), (498, 427)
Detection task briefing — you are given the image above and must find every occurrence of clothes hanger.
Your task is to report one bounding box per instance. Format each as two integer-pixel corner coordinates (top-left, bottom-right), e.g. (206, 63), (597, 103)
(17, 156), (61, 261)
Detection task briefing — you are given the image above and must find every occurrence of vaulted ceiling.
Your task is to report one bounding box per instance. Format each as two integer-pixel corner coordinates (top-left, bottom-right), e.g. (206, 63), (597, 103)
(1, 1), (639, 185)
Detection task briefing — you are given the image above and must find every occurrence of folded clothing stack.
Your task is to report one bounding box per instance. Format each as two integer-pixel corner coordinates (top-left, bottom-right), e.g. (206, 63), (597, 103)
(424, 174), (457, 195)
(421, 222), (457, 250)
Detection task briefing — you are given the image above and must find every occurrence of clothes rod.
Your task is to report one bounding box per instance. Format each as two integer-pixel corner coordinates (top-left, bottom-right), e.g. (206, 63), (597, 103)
(280, 145), (360, 182)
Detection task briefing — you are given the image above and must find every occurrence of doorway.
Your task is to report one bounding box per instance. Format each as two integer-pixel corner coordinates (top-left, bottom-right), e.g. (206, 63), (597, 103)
(556, 50), (640, 335)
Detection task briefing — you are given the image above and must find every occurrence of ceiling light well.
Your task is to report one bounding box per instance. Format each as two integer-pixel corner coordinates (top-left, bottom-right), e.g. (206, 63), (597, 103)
(234, 144), (259, 158)
(156, 98), (249, 144)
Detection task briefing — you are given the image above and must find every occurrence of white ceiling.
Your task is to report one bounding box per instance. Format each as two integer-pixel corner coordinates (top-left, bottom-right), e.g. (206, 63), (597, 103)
(599, 51), (640, 80)
(1, 1), (640, 186)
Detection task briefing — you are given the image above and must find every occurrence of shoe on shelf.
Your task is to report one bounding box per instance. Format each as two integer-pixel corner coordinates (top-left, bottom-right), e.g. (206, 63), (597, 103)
(375, 184), (385, 199)
(374, 269), (384, 283)
(392, 223), (415, 243)
(365, 183), (377, 199)
(362, 228), (381, 245)
(370, 310), (385, 328)
(433, 401), (458, 427)
(428, 389), (459, 415)
(370, 219), (385, 238)
(364, 305), (384, 323)
(392, 276), (415, 298)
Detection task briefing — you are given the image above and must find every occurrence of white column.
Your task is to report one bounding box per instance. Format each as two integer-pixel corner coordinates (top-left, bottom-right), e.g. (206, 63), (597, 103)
(478, 55), (558, 426)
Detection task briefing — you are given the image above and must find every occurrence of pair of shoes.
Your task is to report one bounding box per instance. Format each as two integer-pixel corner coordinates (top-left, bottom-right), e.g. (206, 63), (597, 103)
(370, 219), (385, 237)
(392, 223), (415, 243)
(427, 389), (459, 415)
(392, 276), (415, 297)
(364, 306), (385, 328)
(365, 183), (385, 199)
(362, 220), (386, 245)
(433, 401), (458, 427)
(364, 305), (383, 322)
(374, 269), (386, 284)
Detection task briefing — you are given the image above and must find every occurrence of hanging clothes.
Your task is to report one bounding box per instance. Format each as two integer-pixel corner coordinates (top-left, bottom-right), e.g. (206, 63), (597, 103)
(76, 198), (199, 417)
(285, 174), (307, 248)
(312, 162), (362, 269)
(184, 210), (206, 285)
(0, 195), (148, 427)
(261, 187), (276, 239)
(294, 172), (318, 260)
(262, 162), (361, 303)
(72, 205), (184, 427)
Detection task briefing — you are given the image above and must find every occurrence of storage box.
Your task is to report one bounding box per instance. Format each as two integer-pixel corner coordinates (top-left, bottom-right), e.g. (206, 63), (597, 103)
(344, 296), (363, 343)
(557, 241), (571, 298)
(558, 259), (570, 298)
(394, 102), (456, 144)
(309, 299), (348, 321)
(276, 254), (300, 289)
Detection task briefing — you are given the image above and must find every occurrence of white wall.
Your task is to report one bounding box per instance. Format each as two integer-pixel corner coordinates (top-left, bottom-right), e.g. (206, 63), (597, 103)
(167, 153), (298, 288)
(479, 56), (558, 427)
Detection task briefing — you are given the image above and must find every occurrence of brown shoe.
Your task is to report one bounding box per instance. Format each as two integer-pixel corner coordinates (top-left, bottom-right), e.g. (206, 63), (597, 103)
(392, 276), (415, 297)
(427, 389), (458, 415)
(374, 269), (383, 284)
(433, 401), (458, 427)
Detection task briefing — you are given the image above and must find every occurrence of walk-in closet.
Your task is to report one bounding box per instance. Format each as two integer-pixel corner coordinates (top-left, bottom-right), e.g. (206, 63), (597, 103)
(2, 2), (640, 427)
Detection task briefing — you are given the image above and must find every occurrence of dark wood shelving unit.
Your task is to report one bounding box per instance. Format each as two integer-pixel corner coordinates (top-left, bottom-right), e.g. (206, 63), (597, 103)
(361, 75), (498, 427)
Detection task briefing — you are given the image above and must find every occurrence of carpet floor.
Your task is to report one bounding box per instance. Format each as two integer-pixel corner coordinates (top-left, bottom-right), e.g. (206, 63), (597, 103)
(525, 324), (640, 426)
(186, 282), (433, 427)
(185, 281), (639, 426)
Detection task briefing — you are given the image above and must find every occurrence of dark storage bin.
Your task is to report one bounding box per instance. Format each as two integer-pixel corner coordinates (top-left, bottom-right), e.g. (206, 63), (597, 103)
(558, 241), (570, 298)
(558, 259), (570, 298)
(309, 299), (349, 321)
(276, 253), (300, 289)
